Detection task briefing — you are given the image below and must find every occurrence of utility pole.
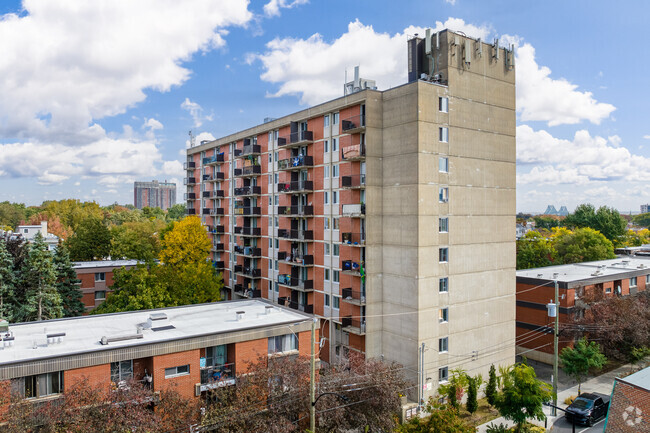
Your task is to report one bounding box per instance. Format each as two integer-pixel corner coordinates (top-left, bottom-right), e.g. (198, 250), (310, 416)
(310, 318), (316, 432)
(553, 279), (559, 417)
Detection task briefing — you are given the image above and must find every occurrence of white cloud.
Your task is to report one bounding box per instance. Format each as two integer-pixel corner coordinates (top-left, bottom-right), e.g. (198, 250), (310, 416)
(515, 43), (616, 126)
(162, 160), (185, 179)
(444, 0), (457, 4)
(263, 0), (309, 17)
(185, 131), (216, 148)
(644, 135), (650, 140)
(248, 18), (491, 105)
(143, 118), (164, 131)
(181, 98), (213, 127)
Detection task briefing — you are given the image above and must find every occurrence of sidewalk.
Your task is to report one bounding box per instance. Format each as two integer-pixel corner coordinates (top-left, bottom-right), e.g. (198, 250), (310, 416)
(475, 362), (636, 432)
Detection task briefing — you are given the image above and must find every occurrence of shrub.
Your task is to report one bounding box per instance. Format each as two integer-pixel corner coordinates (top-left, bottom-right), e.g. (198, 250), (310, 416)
(564, 395), (577, 405)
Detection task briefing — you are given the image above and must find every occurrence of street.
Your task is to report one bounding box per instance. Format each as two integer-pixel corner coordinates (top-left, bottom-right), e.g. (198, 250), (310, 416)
(552, 414), (606, 433)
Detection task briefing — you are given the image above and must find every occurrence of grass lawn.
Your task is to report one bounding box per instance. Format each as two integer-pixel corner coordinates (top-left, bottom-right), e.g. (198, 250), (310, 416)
(458, 398), (500, 426)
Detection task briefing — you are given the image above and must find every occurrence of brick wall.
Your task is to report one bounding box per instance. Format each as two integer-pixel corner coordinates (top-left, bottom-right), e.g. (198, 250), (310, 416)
(152, 349), (200, 400)
(64, 363), (111, 390)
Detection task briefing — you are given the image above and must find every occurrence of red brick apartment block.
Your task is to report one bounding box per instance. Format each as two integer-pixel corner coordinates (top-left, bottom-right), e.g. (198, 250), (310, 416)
(0, 300), (316, 411)
(605, 367), (650, 432)
(73, 260), (140, 313)
(516, 257), (650, 364)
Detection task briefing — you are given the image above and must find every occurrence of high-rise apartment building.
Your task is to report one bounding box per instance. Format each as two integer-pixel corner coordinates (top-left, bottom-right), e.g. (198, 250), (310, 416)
(641, 204), (650, 214)
(134, 180), (176, 210)
(185, 29), (516, 401)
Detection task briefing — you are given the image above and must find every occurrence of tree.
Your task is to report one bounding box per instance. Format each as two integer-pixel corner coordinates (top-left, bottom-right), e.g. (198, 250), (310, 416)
(53, 243), (85, 317)
(66, 216), (111, 261)
(27, 212), (71, 240)
(466, 374), (479, 414)
(554, 227), (615, 264)
(633, 212), (650, 228)
(396, 400), (475, 433)
(166, 203), (186, 221)
(141, 206), (166, 221)
(495, 363), (552, 432)
(41, 199), (102, 232)
(159, 216), (211, 267)
(0, 201), (30, 230)
(486, 364), (498, 407)
(20, 233), (62, 321)
(563, 204), (626, 242)
(516, 231), (557, 269)
(560, 338), (607, 394)
(0, 239), (15, 321)
(110, 220), (164, 261)
(533, 215), (560, 230)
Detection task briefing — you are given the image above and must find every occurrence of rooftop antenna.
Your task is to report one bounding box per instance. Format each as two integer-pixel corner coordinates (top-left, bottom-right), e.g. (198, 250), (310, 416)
(189, 130), (195, 148)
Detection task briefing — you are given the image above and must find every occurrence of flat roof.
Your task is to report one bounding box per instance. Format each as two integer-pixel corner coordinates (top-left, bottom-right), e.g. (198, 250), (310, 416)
(0, 300), (311, 367)
(73, 260), (141, 269)
(517, 257), (650, 286)
(619, 366), (650, 391)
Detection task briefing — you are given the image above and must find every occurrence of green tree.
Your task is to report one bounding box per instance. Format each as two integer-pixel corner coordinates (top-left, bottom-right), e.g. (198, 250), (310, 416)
(20, 233), (62, 321)
(486, 364), (498, 407)
(66, 216), (112, 261)
(166, 204), (186, 221)
(110, 220), (163, 261)
(396, 398), (475, 433)
(0, 239), (15, 321)
(53, 243), (85, 317)
(563, 204), (626, 241)
(41, 199), (102, 232)
(560, 338), (607, 394)
(466, 375), (479, 414)
(141, 206), (166, 221)
(92, 264), (171, 313)
(554, 227), (615, 264)
(533, 215), (560, 230)
(495, 363), (552, 432)
(517, 231), (557, 269)
(0, 202), (28, 230)
(633, 213), (650, 228)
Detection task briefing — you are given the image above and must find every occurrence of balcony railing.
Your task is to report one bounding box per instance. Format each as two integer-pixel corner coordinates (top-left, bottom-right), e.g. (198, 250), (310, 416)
(212, 243), (225, 252)
(278, 229), (314, 241)
(203, 154), (225, 165)
(342, 203), (365, 217)
(342, 288), (366, 305)
(234, 144), (262, 158)
(186, 208), (196, 215)
(184, 177), (196, 185)
(277, 274), (313, 291)
(234, 284), (261, 298)
(278, 180), (314, 193)
(341, 114), (366, 133)
(341, 232), (365, 246)
(234, 226), (261, 236)
(341, 143), (365, 161)
(234, 165), (262, 177)
(199, 362), (236, 391)
(342, 317), (366, 334)
(278, 155), (313, 171)
(234, 265), (261, 278)
(278, 297), (314, 314)
(278, 205), (314, 217)
(342, 260), (363, 276)
(209, 225), (225, 234)
(234, 186), (262, 196)
(234, 246), (262, 257)
(183, 161), (196, 170)
(278, 130), (314, 147)
(212, 261), (225, 270)
(203, 190), (224, 199)
(234, 206), (261, 216)
(341, 174), (366, 189)
(278, 252), (314, 266)
(184, 192), (196, 200)
(203, 172), (225, 182)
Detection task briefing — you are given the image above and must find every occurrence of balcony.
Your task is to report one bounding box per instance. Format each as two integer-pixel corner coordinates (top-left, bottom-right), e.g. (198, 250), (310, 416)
(234, 165), (262, 177)
(234, 226), (262, 237)
(341, 143), (365, 161)
(341, 174), (366, 189)
(342, 288), (366, 306)
(341, 260), (363, 276)
(199, 362), (236, 392)
(278, 180), (314, 194)
(184, 177), (196, 185)
(341, 232), (365, 246)
(211, 243), (225, 252)
(278, 297), (314, 314)
(278, 229), (314, 242)
(342, 203), (365, 218)
(234, 206), (261, 216)
(278, 205), (314, 217)
(210, 208), (225, 216)
(234, 284), (261, 298)
(183, 161), (196, 170)
(203, 172), (225, 182)
(203, 154), (225, 165)
(212, 261), (226, 270)
(234, 246), (262, 257)
(234, 186), (261, 196)
(184, 192), (196, 200)
(341, 114), (366, 134)
(186, 208), (196, 215)
(234, 144), (262, 158)
(342, 317), (366, 335)
(278, 252), (314, 266)
(277, 274), (314, 292)
(278, 155), (313, 171)
(278, 130), (314, 148)
(234, 265), (261, 279)
(209, 225), (225, 235)
(203, 190), (224, 199)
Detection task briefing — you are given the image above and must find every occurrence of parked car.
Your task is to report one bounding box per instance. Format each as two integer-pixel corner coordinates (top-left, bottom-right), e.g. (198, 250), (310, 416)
(565, 393), (610, 426)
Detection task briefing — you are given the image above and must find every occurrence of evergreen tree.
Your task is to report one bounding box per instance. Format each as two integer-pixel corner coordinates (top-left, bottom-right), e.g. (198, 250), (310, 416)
(53, 243), (85, 317)
(486, 364), (498, 406)
(20, 233), (62, 321)
(0, 239), (15, 321)
(466, 375), (478, 414)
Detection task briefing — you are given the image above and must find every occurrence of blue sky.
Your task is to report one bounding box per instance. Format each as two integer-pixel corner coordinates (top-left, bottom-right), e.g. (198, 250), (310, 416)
(0, 0), (648, 213)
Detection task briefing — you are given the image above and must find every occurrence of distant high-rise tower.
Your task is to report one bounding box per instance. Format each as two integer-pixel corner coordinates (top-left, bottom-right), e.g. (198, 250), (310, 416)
(134, 180), (176, 210)
(543, 205), (558, 215)
(641, 204), (650, 214)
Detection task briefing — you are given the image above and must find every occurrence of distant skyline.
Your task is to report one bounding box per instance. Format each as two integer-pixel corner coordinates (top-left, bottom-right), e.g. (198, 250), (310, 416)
(1, 0), (649, 213)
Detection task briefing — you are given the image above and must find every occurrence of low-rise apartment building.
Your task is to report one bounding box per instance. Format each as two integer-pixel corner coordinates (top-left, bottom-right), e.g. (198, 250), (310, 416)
(73, 260), (140, 312)
(516, 257), (650, 364)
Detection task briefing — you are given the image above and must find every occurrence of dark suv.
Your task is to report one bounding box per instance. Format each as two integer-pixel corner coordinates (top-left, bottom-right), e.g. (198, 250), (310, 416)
(565, 393), (610, 426)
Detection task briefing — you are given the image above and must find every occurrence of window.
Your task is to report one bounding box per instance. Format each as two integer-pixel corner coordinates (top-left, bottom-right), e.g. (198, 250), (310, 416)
(332, 165), (339, 178)
(647, 274), (650, 285)
(333, 217), (339, 230)
(205, 345), (227, 367)
(439, 97), (449, 113)
(324, 114), (330, 127)
(274, 195), (279, 205)
(439, 277), (448, 293)
(439, 157), (449, 173)
(324, 140), (329, 153)
(275, 217), (279, 227)
(324, 243), (330, 255)
(95, 291), (106, 300)
(324, 191), (329, 204)
(439, 248), (449, 263)
(325, 294), (330, 307)
(269, 153), (272, 163)
(274, 173), (279, 184)
(324, 165), (329, 178)
(165, 365), (190, 378)
(275, 260), (279, 270)
(439, 127), (448, 142)
(439, 187), (449, 203)
(111, 360), (133, 384)
(439, 308), (449, 323)
(332, 296), (340, 309)
(275, 151), (279, 162)
(333, 244), (339, 256)
(269, 259), (272, 269)
(439, 337), (448, 352)
(275, 238), (279, 248)
(439, 366), (449, 382)
(268, 334), (298, 354)
(94, 272), (105, 282)
(268, 173), (272, 183)
(324, 217), (330, 230)
(333, 191), (338, 204)
(325, 269), (330, 281)
(439, 217), (448, 233)
(332, 138), (338, 151)
(333, 270), (340, 283)
(630, 277), (638, 288)
(332, 112), (339, 124)
(22, 372), (64, 399)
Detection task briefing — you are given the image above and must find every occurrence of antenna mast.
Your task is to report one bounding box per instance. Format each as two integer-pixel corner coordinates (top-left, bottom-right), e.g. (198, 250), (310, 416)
(189, 130), (195, 148)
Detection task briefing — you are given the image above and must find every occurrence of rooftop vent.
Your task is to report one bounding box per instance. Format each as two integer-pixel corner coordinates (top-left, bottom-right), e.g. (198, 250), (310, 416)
(265, 305), (274, 315)
(100, 334), (144, 345)
(236, 311), (245, 321)
(148, 312), (175, 331)
(46, 332), (65, 345)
